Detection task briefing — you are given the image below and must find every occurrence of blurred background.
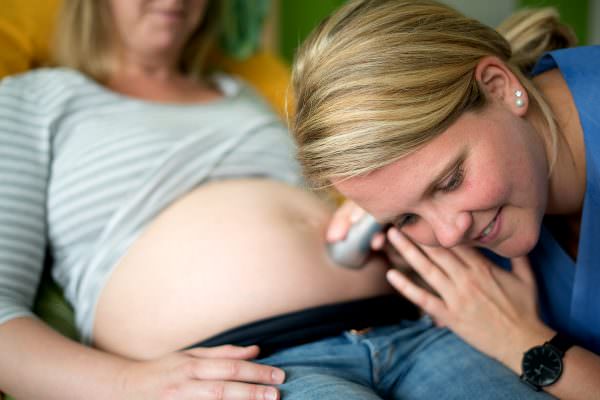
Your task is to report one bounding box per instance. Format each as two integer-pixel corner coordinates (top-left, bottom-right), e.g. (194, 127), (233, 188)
(268, 0), (598, 63)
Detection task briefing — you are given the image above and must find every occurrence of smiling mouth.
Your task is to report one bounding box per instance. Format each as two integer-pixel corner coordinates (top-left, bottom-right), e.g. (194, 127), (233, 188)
(152, 9), (185, 18)
(475, 207), (502, 242)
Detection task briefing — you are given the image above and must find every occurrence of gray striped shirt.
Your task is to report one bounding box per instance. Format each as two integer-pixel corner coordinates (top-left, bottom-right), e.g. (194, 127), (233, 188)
(0, 68), (302, 343)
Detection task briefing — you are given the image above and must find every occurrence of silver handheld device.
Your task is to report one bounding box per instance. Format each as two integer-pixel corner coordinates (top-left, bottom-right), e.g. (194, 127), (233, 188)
(327, 214), (384, 269)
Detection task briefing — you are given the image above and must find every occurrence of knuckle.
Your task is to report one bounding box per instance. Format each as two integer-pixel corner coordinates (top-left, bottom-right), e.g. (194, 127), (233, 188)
(160, 384), (182, 400)
(178, 359), (192, 377)
(261, 367), (273, 382)
(461, 276), (480, 292)
(182, 359), (200, 378)
(421, 263), (438, 280)
(208, 382), (226, 400)
(225, 360), (241, 379)
(248, 383), (260, 400)
(182, 358), (211, 380)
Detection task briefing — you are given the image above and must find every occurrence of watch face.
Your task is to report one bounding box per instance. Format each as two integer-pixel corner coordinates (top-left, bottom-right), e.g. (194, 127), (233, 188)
(522, 345), (563, 387)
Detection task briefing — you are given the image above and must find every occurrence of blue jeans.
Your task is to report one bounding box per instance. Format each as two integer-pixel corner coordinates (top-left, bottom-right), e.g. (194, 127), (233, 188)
(258, 316), (555, 399)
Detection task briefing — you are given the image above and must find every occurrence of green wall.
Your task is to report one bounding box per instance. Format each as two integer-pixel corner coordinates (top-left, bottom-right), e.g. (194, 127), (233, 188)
(278, 0), (591, 63)
(519, 0), (589, 44)
(279, 1), (346, 62)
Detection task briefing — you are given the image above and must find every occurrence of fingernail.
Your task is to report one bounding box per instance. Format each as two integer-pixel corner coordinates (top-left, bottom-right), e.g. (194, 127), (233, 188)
(387, 269), (404, 284)
(266, 387), (279, 400)
(272, 369), (285, 383)
(387, 228), (401, 241)
(327, 224), (343, 241)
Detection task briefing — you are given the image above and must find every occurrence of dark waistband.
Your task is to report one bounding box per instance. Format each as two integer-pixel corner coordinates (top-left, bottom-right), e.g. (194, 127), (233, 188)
(185, 294), (419, 358)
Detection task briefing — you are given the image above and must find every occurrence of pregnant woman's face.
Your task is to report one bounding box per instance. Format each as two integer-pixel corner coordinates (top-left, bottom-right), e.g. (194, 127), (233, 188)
(108, 0), (210, 58)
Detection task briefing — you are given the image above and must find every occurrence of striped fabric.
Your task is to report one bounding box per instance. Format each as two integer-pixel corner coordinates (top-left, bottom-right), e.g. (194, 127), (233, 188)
(0, 68), (302, 343)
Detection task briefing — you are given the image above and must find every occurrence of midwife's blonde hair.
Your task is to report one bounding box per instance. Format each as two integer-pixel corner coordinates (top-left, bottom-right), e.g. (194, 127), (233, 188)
(292, 0), (576, 188)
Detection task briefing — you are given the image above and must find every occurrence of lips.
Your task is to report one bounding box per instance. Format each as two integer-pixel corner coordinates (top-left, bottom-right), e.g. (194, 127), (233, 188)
(151, 9), (185, 20)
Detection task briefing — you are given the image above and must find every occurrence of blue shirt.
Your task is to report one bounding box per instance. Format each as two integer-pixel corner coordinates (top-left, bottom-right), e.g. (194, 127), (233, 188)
(528, 46), (600, 354)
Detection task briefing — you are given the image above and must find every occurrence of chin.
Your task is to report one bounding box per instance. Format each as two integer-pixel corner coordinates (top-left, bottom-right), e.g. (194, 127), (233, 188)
(491, 227), (541, 258)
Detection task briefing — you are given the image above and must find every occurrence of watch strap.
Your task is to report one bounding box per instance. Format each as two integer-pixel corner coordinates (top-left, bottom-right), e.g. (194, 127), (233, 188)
(547, 332), (574, 356)
(519, 375), (542, 391)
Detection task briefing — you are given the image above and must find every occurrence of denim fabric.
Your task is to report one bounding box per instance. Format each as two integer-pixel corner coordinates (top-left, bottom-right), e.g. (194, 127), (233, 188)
(258, 316), (555, 399)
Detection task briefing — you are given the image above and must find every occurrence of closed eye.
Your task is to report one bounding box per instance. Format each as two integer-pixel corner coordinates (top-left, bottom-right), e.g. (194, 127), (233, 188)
(438, 165), (464, 193)
(394, 213), (418, 229)
(392, 153), (466, 230)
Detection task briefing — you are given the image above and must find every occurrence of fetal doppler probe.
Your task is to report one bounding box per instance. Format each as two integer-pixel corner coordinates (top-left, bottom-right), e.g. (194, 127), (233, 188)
(327, 214), (384, 269)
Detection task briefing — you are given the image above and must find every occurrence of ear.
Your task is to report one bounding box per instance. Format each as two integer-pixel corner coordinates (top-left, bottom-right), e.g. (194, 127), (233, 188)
(474, 56), (528, 116)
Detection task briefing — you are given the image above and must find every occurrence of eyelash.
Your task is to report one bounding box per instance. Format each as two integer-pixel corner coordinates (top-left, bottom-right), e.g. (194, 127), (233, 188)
(439, 166), (465, 193)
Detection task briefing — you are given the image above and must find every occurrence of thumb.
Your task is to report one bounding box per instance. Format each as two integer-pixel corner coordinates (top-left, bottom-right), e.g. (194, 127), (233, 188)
(510, 255), (535, 285)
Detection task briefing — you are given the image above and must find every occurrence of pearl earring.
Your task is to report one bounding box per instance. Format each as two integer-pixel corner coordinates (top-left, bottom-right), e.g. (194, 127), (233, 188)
(515, 89), (525, 108)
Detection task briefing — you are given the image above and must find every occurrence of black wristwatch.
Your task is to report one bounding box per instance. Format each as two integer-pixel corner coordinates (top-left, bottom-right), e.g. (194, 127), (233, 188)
(520, 332), (573, 391)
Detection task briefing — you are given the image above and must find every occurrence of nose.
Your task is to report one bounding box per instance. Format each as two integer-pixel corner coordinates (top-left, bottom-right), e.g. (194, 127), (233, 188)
(429, 209), (472, 248)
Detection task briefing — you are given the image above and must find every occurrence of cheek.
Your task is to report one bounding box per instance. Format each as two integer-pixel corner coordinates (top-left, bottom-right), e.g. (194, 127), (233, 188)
(475, 178), (508, 207)
(460, 168), (510, 211)
(111, 5), (142, 40)
(402, 224), (438, 246)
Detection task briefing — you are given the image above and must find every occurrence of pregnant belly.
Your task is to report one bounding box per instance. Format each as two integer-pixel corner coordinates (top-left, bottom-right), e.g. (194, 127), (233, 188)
(93, 179), (393, 359)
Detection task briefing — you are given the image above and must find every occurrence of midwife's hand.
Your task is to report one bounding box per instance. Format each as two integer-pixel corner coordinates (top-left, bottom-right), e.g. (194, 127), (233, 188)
(327, 199), (371, 242)
(118, 345), (284, 400)
(385, 228), (554, 369)
(327, 200), (409, 267)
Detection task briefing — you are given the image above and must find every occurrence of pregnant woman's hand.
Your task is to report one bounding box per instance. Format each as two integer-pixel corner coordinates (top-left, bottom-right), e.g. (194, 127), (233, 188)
(118, 344), (284, 400)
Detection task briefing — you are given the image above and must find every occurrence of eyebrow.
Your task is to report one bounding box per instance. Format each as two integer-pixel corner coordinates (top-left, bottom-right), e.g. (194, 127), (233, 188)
(388, 148), (468, 225)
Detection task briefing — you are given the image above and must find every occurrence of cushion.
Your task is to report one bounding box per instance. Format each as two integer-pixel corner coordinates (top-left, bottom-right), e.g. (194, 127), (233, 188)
(0, 0), (61, 78)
